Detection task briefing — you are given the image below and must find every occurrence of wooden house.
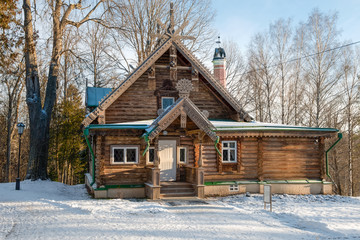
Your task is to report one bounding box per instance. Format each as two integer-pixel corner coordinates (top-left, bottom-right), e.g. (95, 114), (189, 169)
(82, 5), (340, 199)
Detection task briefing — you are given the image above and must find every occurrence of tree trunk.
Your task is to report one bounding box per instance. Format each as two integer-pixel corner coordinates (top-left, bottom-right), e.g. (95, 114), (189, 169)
(23, 0), (61, 180)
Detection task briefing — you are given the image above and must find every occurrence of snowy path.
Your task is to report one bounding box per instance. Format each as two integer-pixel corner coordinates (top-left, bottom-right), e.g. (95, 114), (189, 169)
(1, 181), (360, 239)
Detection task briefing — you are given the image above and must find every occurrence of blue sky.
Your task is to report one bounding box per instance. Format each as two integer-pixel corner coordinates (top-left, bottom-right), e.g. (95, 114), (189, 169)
(212, 0), (360, 52)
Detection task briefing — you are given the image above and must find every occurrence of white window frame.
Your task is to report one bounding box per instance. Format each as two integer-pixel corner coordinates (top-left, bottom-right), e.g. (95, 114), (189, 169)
(110, 145), (139, 164)
(229, 184), (239, 192)
(146, 147), (155, 164)
(161, 97), (175, 109)
(222, 141), (237, 162)
(177, 146), (188, 164)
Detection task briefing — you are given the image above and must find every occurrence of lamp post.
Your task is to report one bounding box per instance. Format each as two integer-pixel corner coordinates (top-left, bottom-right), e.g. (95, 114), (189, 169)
(16, 122), (25, 190)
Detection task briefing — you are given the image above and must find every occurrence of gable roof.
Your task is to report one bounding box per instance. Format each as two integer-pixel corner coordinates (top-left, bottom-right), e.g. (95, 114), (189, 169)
(82, 36), (251, 127)
(144, 97), (217, 141)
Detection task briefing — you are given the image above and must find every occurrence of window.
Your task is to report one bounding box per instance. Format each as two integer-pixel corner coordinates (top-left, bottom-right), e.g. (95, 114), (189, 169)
(162, 97), (174, 109)
(111, 146), (139, 164)
(177, 146), (187, 164)
(222, 141), (237, 162)
(229, 184), (239, 192)
(146, 147), (155, 164)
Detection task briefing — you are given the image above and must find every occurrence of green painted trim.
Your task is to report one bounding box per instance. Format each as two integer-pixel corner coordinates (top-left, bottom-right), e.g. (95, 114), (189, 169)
(204, 180), (327, 186)
(214, 136), (222, 156)
(214, 126), (338, 132)
(88, 124), (148, 130)
(326, 133), (342, 183)
(95, 184), (145, 191)
(142, 135), (150, 156)
(83, 129), (95, 186)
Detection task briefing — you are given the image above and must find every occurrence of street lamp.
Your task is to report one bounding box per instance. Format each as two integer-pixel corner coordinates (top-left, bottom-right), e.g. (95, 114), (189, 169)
(16, 122), (25, 190)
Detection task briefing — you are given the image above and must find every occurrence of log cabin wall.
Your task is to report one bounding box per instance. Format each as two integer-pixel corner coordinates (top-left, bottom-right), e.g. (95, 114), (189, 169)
(203, 136), (323, 182)
(97, 132), (148, 186)
(105, 48), (232, 124)
(261, 138), (322, 180)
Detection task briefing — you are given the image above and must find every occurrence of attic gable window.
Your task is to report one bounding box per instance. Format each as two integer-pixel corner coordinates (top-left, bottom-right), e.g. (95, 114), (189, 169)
(222, 141), (236, 162)
(111, 145), (139, 164)
(162, 97), (174, 109)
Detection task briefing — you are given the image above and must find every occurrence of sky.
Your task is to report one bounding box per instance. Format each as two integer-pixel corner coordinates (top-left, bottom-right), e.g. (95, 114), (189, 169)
(212, 0), (360, 53)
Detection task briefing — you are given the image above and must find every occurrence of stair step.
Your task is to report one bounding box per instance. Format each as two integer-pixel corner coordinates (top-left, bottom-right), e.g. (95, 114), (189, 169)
(160, 192), (195, 198)
(161, 188), (195, 194)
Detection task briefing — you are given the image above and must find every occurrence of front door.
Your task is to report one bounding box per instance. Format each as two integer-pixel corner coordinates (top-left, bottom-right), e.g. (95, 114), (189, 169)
(159, 140), (177, 181)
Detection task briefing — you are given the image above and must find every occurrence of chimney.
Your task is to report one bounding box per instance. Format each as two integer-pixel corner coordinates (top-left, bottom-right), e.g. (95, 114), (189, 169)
(213, 36), (226, 88)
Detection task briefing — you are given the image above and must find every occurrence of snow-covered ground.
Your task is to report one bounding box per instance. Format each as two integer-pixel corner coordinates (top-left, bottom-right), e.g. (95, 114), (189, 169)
(0, 180), (359, 240)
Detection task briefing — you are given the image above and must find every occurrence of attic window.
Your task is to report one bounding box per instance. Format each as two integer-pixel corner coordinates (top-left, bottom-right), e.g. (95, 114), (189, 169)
(162, 97), (174, 109)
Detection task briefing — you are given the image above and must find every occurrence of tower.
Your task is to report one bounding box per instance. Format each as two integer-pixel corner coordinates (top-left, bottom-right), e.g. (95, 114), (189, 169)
(213, 36), (226, 88)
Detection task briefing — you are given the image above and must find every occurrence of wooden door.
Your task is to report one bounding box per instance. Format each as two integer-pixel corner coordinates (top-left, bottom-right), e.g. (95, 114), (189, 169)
(159, 140), (177, 181)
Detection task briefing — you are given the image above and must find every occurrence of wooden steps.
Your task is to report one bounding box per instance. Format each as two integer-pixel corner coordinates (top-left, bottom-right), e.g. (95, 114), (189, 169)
(160, 182), (196, 198)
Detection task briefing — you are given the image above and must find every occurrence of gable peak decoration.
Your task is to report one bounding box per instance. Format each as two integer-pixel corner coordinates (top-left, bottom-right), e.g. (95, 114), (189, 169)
(176, 79), (193, 98)
(155, 2), (195, 43)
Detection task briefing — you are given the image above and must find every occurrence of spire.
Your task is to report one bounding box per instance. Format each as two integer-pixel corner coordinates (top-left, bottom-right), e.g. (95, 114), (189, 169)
(213, 36), (226, 60)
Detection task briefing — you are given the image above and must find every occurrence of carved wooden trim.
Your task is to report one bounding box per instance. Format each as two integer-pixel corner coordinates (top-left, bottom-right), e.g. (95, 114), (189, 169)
(194, 143), (200, 168)
(147, 98), (217, 141)
(237, 138), (242, 173)
(169, 45), (177, 81)
(180, 109), (187, 128)
(82, 38), (173, 127)
(148, 64), (156, 90)
(173, 40), (252, 121)
(217, 139), (222, 173)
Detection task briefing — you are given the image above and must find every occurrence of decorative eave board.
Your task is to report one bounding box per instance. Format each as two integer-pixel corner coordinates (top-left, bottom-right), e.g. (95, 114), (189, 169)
(172, 40), (252, 122)
(144, 97), (217, 141)
(82, 37), (252, 127)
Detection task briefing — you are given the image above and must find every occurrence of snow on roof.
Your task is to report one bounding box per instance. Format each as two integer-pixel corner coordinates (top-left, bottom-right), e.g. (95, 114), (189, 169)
(87, 119), (337, 133)
(210, 120), (338, 132)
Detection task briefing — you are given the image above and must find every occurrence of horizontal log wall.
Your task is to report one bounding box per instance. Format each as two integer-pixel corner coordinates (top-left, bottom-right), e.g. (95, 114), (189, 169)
(204, 137), (322, 181)
(261, 138), (321, 180)
(101, 135), (147, 185)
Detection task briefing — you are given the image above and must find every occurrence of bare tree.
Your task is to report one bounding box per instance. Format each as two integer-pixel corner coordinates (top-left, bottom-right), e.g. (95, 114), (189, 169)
(270, 18), (293, 124)
(108, 0), (216, 64)
(225, 39), (251, 110)
(339, 45), (360, 196)
(247, 32), (275, 122)
(23, 0), (105, 180)
(302, 9), (341, 127)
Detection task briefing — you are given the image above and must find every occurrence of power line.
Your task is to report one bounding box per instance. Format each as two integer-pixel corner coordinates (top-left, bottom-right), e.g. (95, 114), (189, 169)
(241, 40), (360, 77)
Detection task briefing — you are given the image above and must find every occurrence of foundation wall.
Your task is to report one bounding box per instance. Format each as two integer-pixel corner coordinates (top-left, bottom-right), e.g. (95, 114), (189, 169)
(204, 183), (331, 197)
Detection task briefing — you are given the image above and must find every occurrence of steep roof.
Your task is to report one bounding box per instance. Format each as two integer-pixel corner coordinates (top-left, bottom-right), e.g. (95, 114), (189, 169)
(82, 36), (251, 127)
(144, 97), (217, 141)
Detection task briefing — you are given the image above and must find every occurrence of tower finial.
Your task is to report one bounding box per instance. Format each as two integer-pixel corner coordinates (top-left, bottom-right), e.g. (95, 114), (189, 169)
(216, 36), (221, 48)
(167, 2), (175, 34)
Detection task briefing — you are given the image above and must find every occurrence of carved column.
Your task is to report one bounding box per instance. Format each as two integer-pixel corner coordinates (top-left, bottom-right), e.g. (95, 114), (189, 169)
(217, 139), (222, 173)
(237, 138), (242, 173)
